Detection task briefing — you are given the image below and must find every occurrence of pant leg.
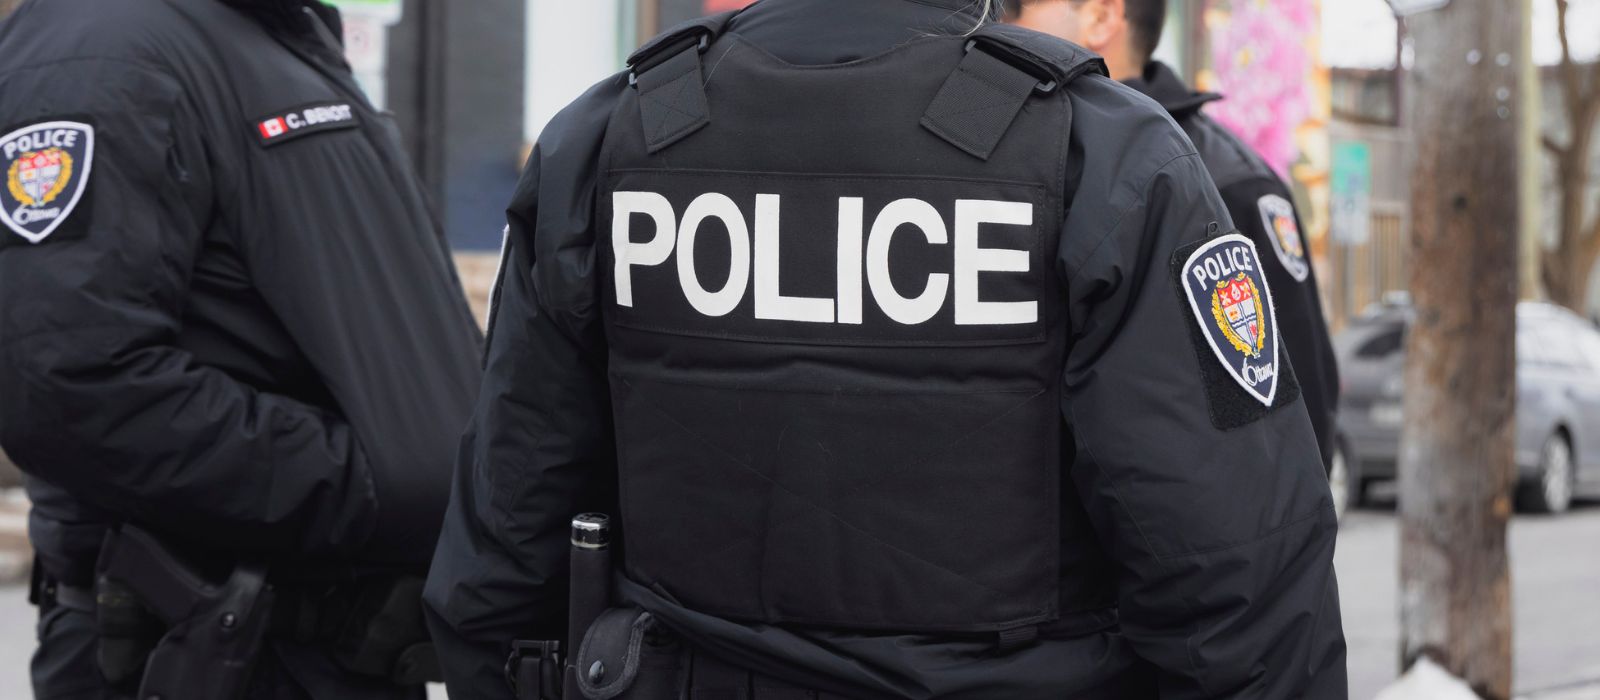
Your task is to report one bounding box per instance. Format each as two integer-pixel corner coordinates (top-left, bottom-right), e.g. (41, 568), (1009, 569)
(32, 605), (127, 700)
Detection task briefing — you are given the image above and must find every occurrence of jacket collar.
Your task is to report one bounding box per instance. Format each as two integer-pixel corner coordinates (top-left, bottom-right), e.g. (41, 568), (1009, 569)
(1123, 60), (1221, 118)
(215, 0), (342, 37)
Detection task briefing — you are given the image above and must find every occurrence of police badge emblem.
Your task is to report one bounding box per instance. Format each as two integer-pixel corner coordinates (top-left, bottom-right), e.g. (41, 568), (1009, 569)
(1257, 194), (1309, 282)
(1, 121), (94, 244)
(1181, 234), (1279, 406)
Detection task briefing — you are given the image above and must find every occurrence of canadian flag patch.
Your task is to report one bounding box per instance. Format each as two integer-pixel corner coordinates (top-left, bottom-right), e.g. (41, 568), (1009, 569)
(253, 102), (359, 147)
(258, 118), (288, 140)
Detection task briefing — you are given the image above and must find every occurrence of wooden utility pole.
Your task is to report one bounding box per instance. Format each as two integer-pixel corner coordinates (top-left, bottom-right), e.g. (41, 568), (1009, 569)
(1398, 1), (1521, 698)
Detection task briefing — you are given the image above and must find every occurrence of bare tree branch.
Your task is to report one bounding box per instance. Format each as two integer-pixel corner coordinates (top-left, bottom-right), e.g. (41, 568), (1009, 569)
(1544, 0), (1600, 311)
(1555, 0), (1587, 124)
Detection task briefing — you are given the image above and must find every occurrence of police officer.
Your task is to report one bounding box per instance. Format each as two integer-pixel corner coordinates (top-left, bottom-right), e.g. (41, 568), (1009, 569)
(424, 0), (1346, 698)
(0, 0), (482, 697)
(1009, 0), (1342, 473)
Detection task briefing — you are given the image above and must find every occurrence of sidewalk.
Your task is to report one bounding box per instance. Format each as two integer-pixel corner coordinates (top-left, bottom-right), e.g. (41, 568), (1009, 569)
(1524, 683), (1600, 700)
(0, 486), (27, 586)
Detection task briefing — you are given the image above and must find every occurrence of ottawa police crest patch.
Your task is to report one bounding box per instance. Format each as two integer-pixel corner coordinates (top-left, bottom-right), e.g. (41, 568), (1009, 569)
(0, 121), (93, 244)
(1258, 194), (1309, 282)
(1181, 234), (1280, 407)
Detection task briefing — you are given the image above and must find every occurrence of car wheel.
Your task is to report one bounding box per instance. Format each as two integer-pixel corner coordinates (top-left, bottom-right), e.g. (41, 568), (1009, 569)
(1329, 445), (1353, 521)
(1519, 433), (1575, 515)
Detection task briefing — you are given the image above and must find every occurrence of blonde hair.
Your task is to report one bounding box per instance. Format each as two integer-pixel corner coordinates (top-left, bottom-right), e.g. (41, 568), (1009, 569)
(967, 0), (995, 32)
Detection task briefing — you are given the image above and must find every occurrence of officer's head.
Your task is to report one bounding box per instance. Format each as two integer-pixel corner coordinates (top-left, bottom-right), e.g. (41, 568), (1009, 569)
(1006, 0), (1166, 81)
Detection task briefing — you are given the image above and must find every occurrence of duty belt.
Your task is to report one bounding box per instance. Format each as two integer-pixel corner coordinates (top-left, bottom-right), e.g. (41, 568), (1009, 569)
(29, 562), (95, 614)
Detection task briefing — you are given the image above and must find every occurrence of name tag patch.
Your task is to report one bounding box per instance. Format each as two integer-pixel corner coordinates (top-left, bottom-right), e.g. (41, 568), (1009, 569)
(1, 120), (94, 244)
(1179, 234), (1280, 407)
(254, 102), (359, 147)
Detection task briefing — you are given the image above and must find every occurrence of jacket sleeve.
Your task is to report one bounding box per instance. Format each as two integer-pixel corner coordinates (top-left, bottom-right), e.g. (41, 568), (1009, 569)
(1219, 177), (1341, 468)
(1058, 90), (1346, 698)
(0, 61), (383, 558)
(423, 74), (627, 699)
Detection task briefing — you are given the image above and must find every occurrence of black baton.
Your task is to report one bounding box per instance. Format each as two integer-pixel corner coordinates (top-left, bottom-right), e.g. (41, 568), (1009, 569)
(564, 513), (611, 698)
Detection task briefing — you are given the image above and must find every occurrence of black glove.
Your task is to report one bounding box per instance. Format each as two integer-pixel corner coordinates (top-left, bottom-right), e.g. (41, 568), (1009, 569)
(330, 575), (441, 685)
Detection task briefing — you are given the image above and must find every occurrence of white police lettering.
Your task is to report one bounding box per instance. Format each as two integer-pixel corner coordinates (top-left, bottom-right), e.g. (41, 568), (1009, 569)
(676, 193), (749, 317)
(867, 198), (948, 325)
(612, 192), (1036, 326)
(1189, 244), (1257, 289)
(835, 197), (866, 325)
(612, 191), (676, 308)
(755, 194), (833, 323)
(955, 199), (1035, 325)
(1, 129), (79, 161)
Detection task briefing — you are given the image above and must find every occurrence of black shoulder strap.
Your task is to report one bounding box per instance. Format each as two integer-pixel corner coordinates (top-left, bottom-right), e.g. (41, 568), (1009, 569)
(626, 11), (740, 154)
(921, 25), (1108, 160)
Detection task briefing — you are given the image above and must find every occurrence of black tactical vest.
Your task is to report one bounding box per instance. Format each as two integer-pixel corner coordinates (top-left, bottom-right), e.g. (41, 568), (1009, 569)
(598, 14), (1106, 634)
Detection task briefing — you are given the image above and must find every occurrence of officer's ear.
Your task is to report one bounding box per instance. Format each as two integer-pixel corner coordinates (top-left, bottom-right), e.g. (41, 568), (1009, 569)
(1079, 0), (1128, 54)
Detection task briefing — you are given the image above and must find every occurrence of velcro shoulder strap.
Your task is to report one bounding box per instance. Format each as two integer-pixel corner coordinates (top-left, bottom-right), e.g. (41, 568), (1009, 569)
(968, 24), (1109, 86)
(921, 25), (1108, 161)
(626, 11), (739, 154)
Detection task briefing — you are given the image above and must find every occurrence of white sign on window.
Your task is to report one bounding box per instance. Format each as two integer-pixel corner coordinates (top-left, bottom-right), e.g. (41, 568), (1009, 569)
(327, 0), (403, 24)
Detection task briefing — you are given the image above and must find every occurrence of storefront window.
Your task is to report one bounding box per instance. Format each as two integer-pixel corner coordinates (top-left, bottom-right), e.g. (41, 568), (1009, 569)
(637, 0), (758, 38)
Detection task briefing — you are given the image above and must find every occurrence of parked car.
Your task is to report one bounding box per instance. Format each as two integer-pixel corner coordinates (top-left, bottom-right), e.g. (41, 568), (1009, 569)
(1333, 299), (1600, 517)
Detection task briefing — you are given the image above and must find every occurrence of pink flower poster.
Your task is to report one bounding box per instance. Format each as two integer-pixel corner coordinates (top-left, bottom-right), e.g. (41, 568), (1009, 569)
(1201, 0), (1332, 255)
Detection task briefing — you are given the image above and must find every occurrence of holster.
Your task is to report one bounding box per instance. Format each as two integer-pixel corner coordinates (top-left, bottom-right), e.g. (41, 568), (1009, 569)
(96, 526), (274, 700)
(569, 608), (682, 700)
(567, 609), (842, 700)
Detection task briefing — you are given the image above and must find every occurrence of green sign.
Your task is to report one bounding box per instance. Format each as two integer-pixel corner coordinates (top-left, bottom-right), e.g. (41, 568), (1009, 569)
(1331, 141), (1373, 245)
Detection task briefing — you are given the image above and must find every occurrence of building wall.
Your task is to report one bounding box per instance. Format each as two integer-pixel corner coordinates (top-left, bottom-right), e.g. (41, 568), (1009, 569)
(385, 0), (526, 253)
(526, 0), (624, 144)
(1198, 0), (1338, 324)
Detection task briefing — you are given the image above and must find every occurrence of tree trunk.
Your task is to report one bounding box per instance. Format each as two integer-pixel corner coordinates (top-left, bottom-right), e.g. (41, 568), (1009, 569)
(1544, 139), (1598, 312)
(1541, 0), (1600, 314)
(1399, 2), (1520, 699)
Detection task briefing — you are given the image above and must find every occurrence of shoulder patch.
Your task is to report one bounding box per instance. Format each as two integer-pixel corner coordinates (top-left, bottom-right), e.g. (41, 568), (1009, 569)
(1179, 234), (1280, 407)
(1, 121), (94, 244)
(1257, 194), (1309, 282)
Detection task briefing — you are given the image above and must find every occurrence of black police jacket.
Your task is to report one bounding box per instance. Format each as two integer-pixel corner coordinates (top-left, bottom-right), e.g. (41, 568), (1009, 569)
(1125, 61), (1341, 468)
(0, 0), (483, 582)
(423, 1), (1346, 698)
